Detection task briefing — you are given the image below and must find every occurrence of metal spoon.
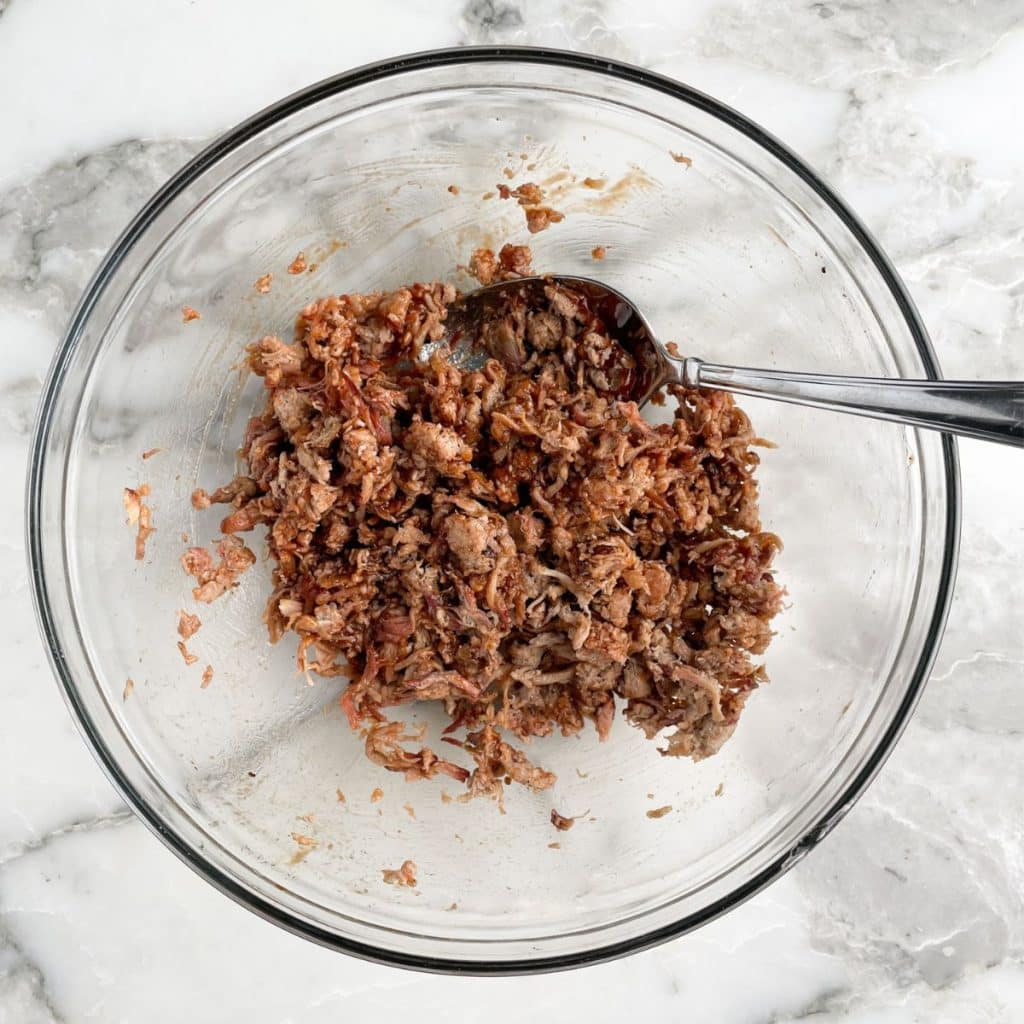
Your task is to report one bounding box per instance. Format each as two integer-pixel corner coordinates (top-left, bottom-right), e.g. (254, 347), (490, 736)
(436, 275), (1024, 448)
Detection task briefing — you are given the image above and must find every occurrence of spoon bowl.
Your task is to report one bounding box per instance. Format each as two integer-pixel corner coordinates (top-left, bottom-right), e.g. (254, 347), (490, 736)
(438, 275), (1024, 447)
(427, 275), (670, 406)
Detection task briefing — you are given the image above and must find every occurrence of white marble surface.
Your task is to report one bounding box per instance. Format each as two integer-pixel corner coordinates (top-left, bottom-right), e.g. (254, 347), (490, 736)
(2, 0), (1024, 1019)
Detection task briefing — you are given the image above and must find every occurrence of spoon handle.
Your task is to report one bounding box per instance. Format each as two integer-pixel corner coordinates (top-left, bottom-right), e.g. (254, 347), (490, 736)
(680, 357), (1024, 448)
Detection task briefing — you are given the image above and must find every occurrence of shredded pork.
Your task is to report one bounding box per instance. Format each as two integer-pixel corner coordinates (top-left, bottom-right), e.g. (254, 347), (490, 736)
(187, 243), (782, 798)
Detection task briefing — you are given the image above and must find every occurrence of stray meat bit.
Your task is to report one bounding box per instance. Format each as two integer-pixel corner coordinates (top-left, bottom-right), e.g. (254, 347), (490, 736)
(254, 273), (273, 294)
(550, 809), (578, 832)
(370, 787), (384, 803)
(123, 484), (155, 560)
(381, 860), (418, 887)
(524, 206), (564, 234)
(548, 842), (561, 849)
(447, 184), (460, 195)
(180, 535), (256, 603)
(123, 677), (134, 701)
(177, 610), (202, 639)
(181, 306), (201, 322)
(336, 789), (346, 803)
(177, 640), (199, 666)
(591, 246), (606, 261)
(365, 721), (469, 784)
(582, 177), (606, 189)
(201, 665), (214, 688)
(141, 447), (162, 460)
(496, 181), (565, 234)
(288, 252), (307, 275)
(288, 831), (317, 865)
(190, 243), (782, 798)
(403, 802), (416, 819)
(647, 805), (673, 819)
(670, 152), (693, 167)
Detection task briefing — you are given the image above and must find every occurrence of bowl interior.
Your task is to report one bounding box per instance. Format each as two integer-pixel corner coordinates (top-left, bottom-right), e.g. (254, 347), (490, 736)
(35, 55), (954, 968)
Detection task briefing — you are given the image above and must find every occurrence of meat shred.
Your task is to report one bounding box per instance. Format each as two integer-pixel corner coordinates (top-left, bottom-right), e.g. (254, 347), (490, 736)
(497, 181), (565, 234)
(178, 610), (202, 639)
(181, 536), (256, 603)
(177, 640), (199, 666)
(381, 860), (418, 887)
(550, 809), (577, 831)
(189, 244), (782, 798)
(123, 484), (155, 560)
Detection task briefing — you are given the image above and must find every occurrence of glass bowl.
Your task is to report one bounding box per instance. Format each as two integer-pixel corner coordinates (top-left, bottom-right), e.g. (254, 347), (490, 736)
(27, 48), (959, 973)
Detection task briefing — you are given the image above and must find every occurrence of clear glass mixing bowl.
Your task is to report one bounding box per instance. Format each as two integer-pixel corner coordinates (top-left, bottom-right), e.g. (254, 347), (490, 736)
(27, 48), (959, 973)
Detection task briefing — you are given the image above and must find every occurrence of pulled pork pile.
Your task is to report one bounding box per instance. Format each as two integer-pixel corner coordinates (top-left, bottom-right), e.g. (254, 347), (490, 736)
(190, 244), (782, 799)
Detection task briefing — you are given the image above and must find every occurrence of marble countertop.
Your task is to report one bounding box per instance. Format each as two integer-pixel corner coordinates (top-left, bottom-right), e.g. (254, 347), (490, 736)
(3, 0), (1024, 1020)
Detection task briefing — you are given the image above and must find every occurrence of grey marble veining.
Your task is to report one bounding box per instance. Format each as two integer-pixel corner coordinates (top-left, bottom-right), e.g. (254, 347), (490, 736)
(1, 0), (1023, 1020)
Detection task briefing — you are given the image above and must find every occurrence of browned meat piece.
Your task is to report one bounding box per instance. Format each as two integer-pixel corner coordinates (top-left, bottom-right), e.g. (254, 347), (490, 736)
(510, 182), (543, 205)
(123, 484), (155, 560)
(468, 247), (498, 285)
(180, 536), (256, 603)
(496, 181), (565, 234)
(186, 244), (782, 799)
(381, 860), (417, 887)
(550, 809), (577, 831)
(524, 207), (564, 234)
(443, 512), (502, 574)
(176, 640), (199, 666)
(177, 610), (202, 639)
(497, 243), (533, 278)
(405, 420), (473, 478)
(364, 722), (469, 784)
(464, 725), (555, 802)
(247, 336), (304, 386)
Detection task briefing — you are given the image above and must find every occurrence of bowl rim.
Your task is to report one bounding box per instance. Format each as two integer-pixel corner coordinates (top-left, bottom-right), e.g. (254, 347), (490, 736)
(26, 44), (961, 975)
